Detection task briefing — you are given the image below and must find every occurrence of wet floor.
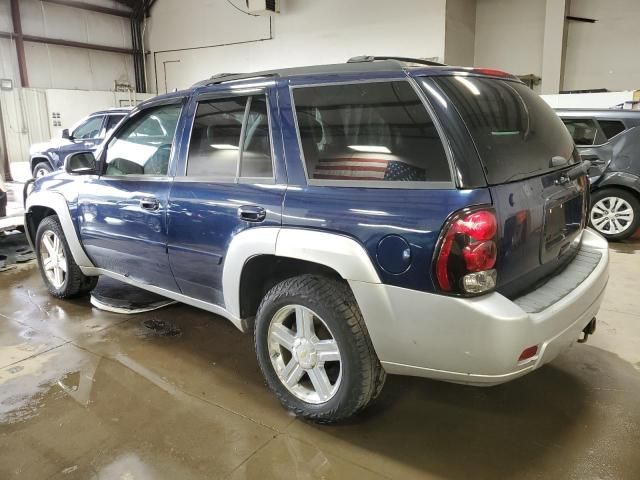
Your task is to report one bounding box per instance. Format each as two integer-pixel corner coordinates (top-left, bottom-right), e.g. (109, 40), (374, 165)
(1, 239), (639, 479)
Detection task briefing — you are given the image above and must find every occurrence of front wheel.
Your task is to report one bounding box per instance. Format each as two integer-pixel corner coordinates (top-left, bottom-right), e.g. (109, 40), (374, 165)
(254, 274), (386, 423)
(32, 161), (53, 178)
(589, 188), (640, 241)
(35, 215), (98, 298)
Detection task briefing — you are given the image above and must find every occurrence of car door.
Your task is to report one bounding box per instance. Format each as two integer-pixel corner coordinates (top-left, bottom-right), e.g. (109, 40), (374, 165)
(167, 85), (285, 306)
(77, 99), (185, 292)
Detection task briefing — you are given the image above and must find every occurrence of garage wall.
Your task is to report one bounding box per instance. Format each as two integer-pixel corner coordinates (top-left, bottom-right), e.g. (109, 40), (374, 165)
(564, 0), (640, 91)
(145, 0), (448, 93)
(474, 0), (546, 81)
(0, 0), (135, 90)
(474, 0), (640, 93)
(444, 0), (476, 66)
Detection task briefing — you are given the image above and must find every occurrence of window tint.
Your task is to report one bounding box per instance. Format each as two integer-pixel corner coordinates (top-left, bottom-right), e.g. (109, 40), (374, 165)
(73, 116), (104, 139)
(240, 97), (273, 178)
(104, 103), (181, 176)
(561, 118), (599, 145)
(598, 120), (626, 140)
(433, 76), (577, 184)
(186, 95), (273, 178)
(292, 81), (450, 183)
(105, 114), (125, 134)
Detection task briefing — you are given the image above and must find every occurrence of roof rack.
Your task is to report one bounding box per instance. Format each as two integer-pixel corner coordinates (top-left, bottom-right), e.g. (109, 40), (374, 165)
(194, 72), (278, 87)
(347, 55), (447, 67)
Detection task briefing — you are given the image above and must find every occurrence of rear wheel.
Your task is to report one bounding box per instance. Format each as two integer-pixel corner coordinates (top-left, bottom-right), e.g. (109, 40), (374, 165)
(254, 274), (385, 423)
(589, 188), (639, 241)
(33, 161), (53, 178)
(35, 215), (97, 298)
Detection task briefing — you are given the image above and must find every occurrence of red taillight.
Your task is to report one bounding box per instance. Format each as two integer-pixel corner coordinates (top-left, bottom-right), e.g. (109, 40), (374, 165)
(434, 208), (498, 295)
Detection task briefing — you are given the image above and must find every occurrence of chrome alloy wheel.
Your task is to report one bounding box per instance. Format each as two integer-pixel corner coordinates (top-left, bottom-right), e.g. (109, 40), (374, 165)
(590, 196), (635, 235)
(40, 230), (67, 289)
(267, 305), (342, 404)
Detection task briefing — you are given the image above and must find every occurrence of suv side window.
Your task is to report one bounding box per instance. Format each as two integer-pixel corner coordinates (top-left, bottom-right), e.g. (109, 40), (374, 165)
(292, 81), (450, 184)
(561, 118), (600, 145)
(598, 120), (626, 140)
(186, 95), (273, 179)
(73, 115), (104, 140)
(104, 103), (182, 176)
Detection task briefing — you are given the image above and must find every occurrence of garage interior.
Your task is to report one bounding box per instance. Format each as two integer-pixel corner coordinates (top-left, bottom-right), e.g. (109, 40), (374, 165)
(1, 0), (640, 479)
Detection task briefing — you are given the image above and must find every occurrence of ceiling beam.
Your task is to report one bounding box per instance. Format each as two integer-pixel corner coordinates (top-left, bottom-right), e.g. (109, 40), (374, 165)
(0, 31), (135, 55)
(41, 0), (132, 18)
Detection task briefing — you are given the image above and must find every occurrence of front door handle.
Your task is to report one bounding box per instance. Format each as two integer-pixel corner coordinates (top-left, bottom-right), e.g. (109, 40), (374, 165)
(139, 197), (160, 211)
(238, 205), (266, 223)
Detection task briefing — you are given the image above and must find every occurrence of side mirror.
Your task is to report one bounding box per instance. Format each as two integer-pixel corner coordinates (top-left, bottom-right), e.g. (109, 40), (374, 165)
(65, 151), (98, 175)
(61, 128), (72, 140)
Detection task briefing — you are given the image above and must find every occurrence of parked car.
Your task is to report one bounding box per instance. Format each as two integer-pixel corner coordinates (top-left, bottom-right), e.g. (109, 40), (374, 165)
(29, 108), (130, 178)
(556, 108), (640, 240)
(24, 57), (609, 422)
(0, 174), (24, 233)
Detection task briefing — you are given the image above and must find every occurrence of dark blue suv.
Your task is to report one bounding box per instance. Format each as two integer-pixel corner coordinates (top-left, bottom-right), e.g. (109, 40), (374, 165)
(24, 57), (609, 422)
(29, 108), (129, 178)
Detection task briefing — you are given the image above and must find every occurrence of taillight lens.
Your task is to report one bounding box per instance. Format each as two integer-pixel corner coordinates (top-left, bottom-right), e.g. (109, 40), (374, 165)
(434, 208), (498, 295)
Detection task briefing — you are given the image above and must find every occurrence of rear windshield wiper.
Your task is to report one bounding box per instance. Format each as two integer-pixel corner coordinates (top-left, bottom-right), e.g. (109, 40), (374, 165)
(555, 161), (591, 185)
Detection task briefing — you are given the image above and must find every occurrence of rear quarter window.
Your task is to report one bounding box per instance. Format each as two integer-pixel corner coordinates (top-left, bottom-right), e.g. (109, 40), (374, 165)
(561, 118), (599, 145)
(598, 120), (626, 140)
(292, 81), (451, 185)
(432, 76), (578, 184)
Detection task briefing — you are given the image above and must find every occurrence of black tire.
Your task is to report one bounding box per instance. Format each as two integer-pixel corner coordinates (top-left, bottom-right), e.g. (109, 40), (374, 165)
(254, 274), (386, 423)
(589, 188), (640, 241)
(35, 215), (98, 298)
(33, 161), (53, 178)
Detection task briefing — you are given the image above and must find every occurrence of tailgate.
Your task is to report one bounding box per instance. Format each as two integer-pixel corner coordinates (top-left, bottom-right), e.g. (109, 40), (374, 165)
(432, 74), (588, 296)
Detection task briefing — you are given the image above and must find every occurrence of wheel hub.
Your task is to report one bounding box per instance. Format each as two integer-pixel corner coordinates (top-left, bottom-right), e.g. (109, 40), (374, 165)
(293, 339), (317, 369)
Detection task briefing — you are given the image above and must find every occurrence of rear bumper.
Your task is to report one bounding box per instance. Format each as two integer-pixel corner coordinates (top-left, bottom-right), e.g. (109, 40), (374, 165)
(350, 228), (609, 386)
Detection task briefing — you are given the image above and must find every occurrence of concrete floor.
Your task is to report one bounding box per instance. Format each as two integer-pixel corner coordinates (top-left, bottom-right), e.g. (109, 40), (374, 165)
(0, 237), (639, 480)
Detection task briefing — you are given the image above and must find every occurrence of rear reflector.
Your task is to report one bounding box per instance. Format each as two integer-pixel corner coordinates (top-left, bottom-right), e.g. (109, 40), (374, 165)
(518, 345), (539, 362)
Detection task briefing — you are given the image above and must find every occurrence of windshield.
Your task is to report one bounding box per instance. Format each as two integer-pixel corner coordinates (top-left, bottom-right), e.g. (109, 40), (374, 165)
(430, 76), (578, 184)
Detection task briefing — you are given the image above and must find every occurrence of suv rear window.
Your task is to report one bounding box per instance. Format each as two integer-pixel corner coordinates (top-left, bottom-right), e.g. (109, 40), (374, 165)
(292, 81), (451, 184)
(432, 76), (578, 184)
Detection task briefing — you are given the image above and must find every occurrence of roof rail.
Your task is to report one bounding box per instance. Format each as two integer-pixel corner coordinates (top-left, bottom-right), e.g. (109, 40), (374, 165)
(347, 55), (447, 67)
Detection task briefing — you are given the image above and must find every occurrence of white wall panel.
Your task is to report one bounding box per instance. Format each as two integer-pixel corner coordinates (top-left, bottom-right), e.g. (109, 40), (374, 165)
(0, 38), (19, 85)
(474, 0), (545, 82)
(444, 0), (476, 66)
(86, 11), (132, 49)
(564, 0), (640, 92)
(0, 0), (12, 31)
(0, 0), (135, 91)
(146, 0), (447, 93)
(24, 43), (135, 91)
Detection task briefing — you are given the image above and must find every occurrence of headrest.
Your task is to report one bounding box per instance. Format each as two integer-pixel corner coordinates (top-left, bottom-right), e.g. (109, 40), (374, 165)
(296, 112), (323, 143)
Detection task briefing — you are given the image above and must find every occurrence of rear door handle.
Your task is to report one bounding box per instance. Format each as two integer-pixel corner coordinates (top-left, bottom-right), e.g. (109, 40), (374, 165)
(139, 197), (160, 211)
(238, 205), (266, 222)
